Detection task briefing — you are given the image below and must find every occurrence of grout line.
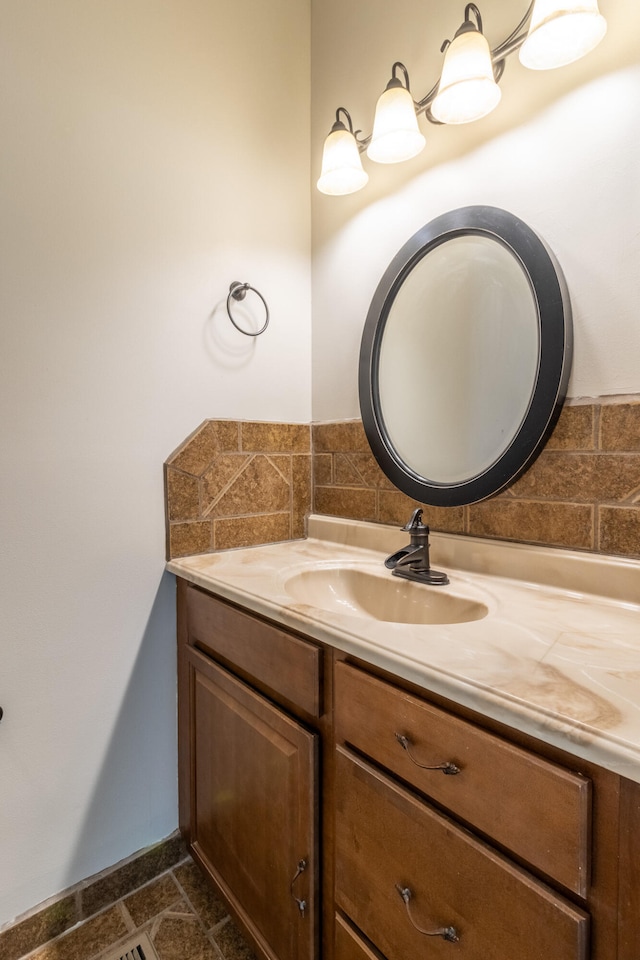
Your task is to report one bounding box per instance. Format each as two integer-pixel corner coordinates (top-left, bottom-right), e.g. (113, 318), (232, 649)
(118, 901), (136, 935)
(210, 509), (291, 520)
(264, 453), (292, 484)
(114, 898), (137, 934)
(594, 400), (601, 450)
(170, 868), (227, 935)
(201, 454), (254, 517)
(169, 869), (235, 960)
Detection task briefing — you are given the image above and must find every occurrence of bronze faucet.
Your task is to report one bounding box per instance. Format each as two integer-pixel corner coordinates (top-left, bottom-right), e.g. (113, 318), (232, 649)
(384, 509), (449, 585)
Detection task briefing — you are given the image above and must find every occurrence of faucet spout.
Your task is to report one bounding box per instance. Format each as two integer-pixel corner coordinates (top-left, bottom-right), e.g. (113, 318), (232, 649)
(384, 509), (449, 586)
(393, 544), (427, 569)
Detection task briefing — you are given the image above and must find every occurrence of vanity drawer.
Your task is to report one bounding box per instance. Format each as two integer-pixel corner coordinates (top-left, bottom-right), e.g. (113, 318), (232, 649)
(335, 747), (589, 960)
(186, 585), (322, 717)
(334, 661), (591, 895)
(335, 914), (383, 960)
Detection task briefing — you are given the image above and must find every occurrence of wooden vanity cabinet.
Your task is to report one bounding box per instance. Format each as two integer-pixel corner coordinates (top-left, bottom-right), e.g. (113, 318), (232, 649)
(178, 580), (327, 960)
(177, 577), (640, 960)
(332, 657), (640, 960)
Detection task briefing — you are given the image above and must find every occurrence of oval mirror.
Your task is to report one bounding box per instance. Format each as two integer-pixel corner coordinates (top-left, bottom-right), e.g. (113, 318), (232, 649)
(359, 206), (572, 506)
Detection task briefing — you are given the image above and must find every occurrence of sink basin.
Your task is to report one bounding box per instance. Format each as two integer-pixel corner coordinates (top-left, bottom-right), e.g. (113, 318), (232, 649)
(284, 566), (488, 625)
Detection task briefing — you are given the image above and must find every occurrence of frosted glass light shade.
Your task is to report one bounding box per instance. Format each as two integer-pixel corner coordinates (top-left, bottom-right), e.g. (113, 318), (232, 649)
(431, 29), (502, 124)
(519, 0), (607, 70)
(431, 30), (502, 123)
(317, 126), (368, 196)
(367, 84), (426, 164)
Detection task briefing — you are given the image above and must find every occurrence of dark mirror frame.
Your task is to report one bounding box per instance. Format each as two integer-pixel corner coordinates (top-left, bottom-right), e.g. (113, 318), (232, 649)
(359, 206), (573, 507)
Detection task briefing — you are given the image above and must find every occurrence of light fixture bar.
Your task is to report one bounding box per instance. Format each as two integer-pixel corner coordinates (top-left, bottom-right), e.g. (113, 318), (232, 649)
(318, 0), (607, 194)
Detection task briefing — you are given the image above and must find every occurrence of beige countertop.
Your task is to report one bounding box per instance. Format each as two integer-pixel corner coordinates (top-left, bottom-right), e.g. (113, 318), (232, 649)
(167, 515), (640, 784)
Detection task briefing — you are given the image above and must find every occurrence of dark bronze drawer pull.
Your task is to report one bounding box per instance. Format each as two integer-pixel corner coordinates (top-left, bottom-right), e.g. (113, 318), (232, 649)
(396, 885), (459, 943)
(395, 733), (460, 775)
(290, 858), (307, 917)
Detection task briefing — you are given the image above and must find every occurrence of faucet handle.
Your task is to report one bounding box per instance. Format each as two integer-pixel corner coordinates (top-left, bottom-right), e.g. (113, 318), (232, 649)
(402, 508), (427, 533)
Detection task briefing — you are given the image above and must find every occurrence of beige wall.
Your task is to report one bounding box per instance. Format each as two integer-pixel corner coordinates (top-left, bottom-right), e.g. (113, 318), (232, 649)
(311, 0), (640, 420)
(0, 0), (310, 926)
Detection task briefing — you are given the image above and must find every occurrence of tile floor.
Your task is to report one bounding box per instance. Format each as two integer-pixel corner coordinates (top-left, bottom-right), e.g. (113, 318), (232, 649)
(14, 858), (256, 960)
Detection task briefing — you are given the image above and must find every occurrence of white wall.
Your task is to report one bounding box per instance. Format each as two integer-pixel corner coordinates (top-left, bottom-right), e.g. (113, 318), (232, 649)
(311, 0), (640, 421)
(0, 0), (310, 925)
(3, 0), (638, 930)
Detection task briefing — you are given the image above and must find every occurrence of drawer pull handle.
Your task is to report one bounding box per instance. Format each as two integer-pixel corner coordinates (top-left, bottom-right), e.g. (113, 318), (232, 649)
(395, 733), (460, 775)
(396, 885), (459, 943)
(290, 858), (307, 917)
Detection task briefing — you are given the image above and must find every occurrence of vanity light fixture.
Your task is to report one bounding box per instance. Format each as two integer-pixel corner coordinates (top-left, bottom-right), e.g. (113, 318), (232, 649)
(317, 0), (607, 195)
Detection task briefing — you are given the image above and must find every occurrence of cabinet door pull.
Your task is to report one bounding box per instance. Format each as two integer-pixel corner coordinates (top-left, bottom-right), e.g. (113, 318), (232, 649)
(290, 858), (307, 917)
(395, 733), (460, 775)
(395, 885), (459, 943)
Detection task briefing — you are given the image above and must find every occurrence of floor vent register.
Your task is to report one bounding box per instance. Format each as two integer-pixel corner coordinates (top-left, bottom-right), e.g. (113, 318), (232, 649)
(101, 931), (161, 960)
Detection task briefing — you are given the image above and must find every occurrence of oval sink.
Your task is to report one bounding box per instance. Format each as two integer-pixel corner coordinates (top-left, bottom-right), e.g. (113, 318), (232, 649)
(284, 566), (488, 625)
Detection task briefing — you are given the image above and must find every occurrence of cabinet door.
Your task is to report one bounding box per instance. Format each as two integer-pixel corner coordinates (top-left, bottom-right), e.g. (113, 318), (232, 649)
(185, 646), (319, 960)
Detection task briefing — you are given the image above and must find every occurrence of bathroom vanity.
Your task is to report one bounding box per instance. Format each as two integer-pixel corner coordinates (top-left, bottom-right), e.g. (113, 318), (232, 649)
(170, 517), (640, 960)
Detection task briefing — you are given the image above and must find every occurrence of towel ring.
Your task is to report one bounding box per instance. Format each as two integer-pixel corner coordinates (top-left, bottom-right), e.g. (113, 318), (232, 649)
(226, 281), (270, 337)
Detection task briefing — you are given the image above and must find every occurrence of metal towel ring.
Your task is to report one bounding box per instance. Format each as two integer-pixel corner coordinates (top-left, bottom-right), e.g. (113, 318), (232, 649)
(226, 281), (270, 337)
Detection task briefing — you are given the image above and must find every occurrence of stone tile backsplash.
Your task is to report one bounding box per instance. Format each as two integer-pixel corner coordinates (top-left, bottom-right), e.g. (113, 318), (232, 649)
(165, 420), (311, 558)
(312, 398), (640, 560)
(165, 398), (640, 560)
